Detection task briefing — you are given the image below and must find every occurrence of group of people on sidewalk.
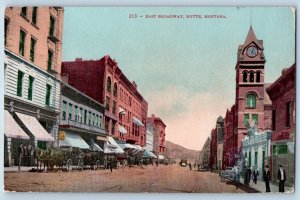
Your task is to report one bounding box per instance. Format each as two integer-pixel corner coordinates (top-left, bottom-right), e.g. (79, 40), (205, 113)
(230, 164), (287, 193)
(263, 165), (287, 193)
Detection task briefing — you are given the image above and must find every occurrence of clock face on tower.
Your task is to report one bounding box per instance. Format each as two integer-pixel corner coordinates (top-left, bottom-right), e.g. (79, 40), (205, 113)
(246, 46), (258, 57)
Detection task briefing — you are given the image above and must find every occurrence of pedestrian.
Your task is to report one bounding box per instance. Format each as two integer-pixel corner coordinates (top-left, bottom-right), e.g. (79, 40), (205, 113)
(189, 163), (192, 171)
(18, 144), (24, 171)
(233, 165), (240, 189)
(244, 165), (251, 186)
(252, 166), (259, 184)
(263, 165), (271, 192)
(109, 159), (113, 173)
(277, 164), (287, 193)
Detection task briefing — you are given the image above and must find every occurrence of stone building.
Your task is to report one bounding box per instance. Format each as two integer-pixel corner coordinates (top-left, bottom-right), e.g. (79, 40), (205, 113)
(147, 114), (167, 156)
(209, 128), (217, 170)
(58, 82), (107, 151)
(61, 56), (148, 146)
(266, 64), (295, 186)
(4, 7), (64, 166)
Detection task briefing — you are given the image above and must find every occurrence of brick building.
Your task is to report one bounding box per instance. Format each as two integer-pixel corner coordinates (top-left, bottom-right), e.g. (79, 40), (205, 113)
(147, 114), (167, 155)
(209, 128), (217, 170)
(4, 7), (64, 166)
(221, 26), (272, 168)
(61, 56), (148, 146)
(266, 64), (295, 186)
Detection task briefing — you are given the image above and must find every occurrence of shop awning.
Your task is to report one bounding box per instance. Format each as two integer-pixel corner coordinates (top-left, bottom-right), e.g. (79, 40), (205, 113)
(119, 107), (126, 115)
(104, 137), (124, 154)
(132, 116), (144, 127)
(125, 143), (137, 149)
(88, 140), (103, 152)
(133, 144), (143, 150)
(96, 135), (108, 142)
(59, 132), (90, 149)
(143, 149), (157, 158)
(118, 125), (127, 134)
(4, 110), (30, 140)
(16, 112), (54, 142)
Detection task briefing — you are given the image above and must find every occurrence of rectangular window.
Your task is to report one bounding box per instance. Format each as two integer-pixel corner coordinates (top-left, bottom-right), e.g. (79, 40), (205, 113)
(273, 145), (277, 155)
(254, 151), (258, 167)
(84, 110), (87, 124)
(17, 71), (24, 97)
(5, 18), (8, 46)
(272, 109), (276, 131)
(30, 37), (36, 62)
(47, 49), (53, 71)
(45, 84), (51, 106)
(106, 96), (110, 111)
(99, 116), (102, 128)
(96, 115), (99, 126)
(244, 114), (249, 127)
(92, 113), (95, 126)
(278, 145), (288, 155)
(19, 30), (26, 56)
(21, 7), (27, 17)
(286, 101), (291, 127)
(252, 114), (258, 125)
(262, 151), (265, 169)
(248, 151), (251, 167)
(32, 7), (37, 25)
(113, 101), (116, 114)
(27, 76), (34, 100)
(80, 108), (83, 123)
(105, 118), (109, 131)
(62, 101), (67, 120)
(49, 16), (55, 37)
(68, 103), (73, 120)
(75, 106), (78, 121)
(111, 121), (115, 135)
(89, 111), (91, 125)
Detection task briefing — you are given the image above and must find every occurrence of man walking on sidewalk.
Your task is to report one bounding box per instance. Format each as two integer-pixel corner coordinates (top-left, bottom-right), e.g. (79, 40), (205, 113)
(263, 165), (271, 192)
(277, 165), (287, 193)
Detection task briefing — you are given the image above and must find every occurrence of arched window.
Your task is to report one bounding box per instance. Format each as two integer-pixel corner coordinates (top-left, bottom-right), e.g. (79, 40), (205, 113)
(256, 71), (261, 82)
(106, 77), (111, 93)
(243, 71), (248, 82)
(113, 83), (117, 97)
(249, 71), (254, 82)
(246, 94), (256, 108)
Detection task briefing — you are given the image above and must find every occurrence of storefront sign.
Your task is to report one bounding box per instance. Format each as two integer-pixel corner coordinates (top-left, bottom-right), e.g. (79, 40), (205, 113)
(59, 131), (66, 140)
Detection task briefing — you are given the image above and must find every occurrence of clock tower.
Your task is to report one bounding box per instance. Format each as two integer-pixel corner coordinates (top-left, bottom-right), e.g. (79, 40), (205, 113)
(235, 26), (267, 149)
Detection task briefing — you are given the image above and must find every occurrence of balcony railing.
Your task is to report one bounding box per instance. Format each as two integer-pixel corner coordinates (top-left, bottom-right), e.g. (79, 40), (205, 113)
(60, 119), (106, 135)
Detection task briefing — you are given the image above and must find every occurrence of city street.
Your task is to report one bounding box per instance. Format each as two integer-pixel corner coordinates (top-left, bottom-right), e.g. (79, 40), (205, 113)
(4, 165), (244, 193)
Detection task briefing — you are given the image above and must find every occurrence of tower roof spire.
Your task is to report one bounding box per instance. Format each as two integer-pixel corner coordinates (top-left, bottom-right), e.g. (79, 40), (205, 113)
(243, 26), (262, 50)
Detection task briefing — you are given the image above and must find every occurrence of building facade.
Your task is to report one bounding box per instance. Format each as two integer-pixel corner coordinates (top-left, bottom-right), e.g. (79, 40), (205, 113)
(4, 7), (64, 166)
(61, 56), (148, 146)
(58, 82), (107, 150)
(216, 116), (224, 170)
(209, 128), (217, 170)
(147, 114), (167, 155)
(146, 122), (154, 152)
(235, 26), (272, 150)
(266, 64), (295, 186)
(199, 137), (210, 169)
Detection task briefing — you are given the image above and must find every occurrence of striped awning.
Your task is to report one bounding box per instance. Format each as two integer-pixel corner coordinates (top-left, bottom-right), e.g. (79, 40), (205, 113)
(16, 112), (54, 142)
(4, 110), (30, 140)
(118, 125), (127, 134)
(133, 116), (144, 127)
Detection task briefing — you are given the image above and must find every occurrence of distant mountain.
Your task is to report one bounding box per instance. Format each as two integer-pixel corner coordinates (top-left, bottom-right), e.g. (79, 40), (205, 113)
(165, 141), (200, 162)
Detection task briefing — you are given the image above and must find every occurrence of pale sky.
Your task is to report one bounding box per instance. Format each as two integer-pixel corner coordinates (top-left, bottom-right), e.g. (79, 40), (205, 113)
(62, 7), (295, 150)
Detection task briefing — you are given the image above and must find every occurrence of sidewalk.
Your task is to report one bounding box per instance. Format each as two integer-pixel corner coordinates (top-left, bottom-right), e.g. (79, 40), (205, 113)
(4, 166), (36, 172)
(239, 177), (294, 193)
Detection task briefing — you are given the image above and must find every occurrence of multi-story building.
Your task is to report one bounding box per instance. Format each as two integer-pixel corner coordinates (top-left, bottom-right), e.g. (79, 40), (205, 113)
(61, 56), (148, 146)
(234, 26), (272, 150)
(216, 116), (224, 170)
(242, 129), (272, 180)
(223, 105), (237, 167)
(4, 7), (64, 166)
(147, 114), (167, 155)
(199, 137), (210, 169)
(266, 64), (295, 186)
(209, 128), (217, 170)
(58, 82), (107, 150)
(146, 122), (154, 152)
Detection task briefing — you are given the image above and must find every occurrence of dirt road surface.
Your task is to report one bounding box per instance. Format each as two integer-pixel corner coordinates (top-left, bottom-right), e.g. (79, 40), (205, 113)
(4, 165), (244, 193)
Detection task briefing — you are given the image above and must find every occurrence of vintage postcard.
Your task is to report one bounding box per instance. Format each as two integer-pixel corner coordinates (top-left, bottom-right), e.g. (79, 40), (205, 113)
(3, 7), (295, 193)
